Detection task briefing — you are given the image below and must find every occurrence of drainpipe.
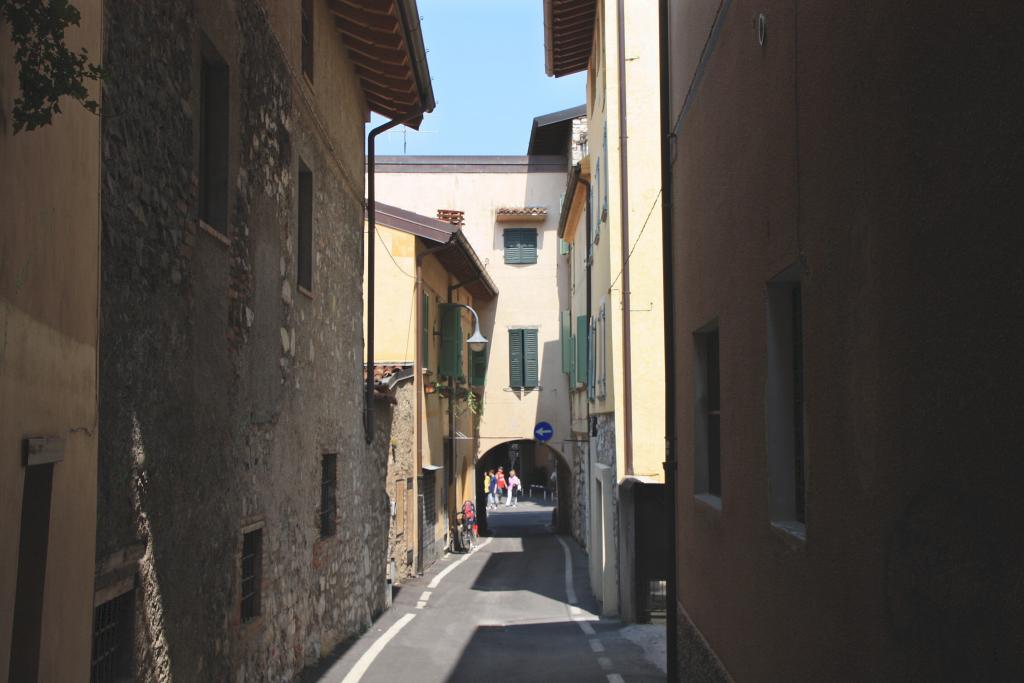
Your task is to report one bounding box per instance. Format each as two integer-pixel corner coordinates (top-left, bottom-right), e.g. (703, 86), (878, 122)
(365, 112), (424, 444)
(616, 0), (634, 476)
(582, 177), (594, 550)
(658, 0), (679, 677)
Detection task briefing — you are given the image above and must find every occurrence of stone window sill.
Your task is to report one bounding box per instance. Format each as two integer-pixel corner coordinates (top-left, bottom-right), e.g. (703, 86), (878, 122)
(198, 219), (230, 246)
(694, 493), (722, 513)
(298, 285), (314, 300)
(770, 520), (806, 547)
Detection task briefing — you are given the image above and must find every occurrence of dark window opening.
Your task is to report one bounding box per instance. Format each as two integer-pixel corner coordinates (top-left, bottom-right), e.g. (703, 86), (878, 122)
(199, 38), (229, 234)
(240, 529), (262, 622)
(301, 0), (314, 81)
(8, 463), (54, 682)
(91, 591), (134, 683)
(320, 453), (337, 538)
(694, 327), (721, 498)
(768, 275), (806, 528)
(298, 161), (313, 292)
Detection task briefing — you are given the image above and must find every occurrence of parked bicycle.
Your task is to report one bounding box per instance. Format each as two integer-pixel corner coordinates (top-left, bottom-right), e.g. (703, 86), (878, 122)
(452, 500), (477, 553)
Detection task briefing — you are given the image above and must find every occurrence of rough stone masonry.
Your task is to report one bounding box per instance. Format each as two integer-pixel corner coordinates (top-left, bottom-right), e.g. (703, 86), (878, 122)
(96, 1), (390, 681)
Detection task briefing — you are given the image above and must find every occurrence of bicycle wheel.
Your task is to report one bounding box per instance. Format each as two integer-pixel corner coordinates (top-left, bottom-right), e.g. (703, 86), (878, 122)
(461, 527), (473, 552)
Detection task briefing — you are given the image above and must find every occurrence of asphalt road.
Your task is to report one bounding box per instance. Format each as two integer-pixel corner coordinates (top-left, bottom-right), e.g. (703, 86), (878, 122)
(308, 500), (665, 683)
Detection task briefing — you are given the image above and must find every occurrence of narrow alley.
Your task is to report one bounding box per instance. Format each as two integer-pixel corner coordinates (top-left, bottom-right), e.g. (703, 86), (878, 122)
(308, 501), (665, 683)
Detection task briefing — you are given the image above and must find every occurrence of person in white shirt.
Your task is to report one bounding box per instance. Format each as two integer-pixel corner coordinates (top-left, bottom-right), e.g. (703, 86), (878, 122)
(506, 470), (522, 507)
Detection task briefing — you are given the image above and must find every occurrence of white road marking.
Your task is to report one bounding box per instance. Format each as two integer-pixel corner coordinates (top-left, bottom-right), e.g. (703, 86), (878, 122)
(427, 537), (493, 589)
(578, 621), (596, 636)
(340, 613), (416, 683)
(415, 601), (427, 609)
(606, 674), (625, 683)
(590, 639), (606, 653)
(598, 656), (614, 671)
(554, 535), (578, 604)
(419, 591), (432, 602)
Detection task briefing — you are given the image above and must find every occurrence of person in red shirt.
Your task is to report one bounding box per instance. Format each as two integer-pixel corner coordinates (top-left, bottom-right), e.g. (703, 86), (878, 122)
(495, 467), (507, 509)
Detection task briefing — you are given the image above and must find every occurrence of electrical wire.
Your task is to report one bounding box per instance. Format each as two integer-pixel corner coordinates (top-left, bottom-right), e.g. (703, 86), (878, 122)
(608, 189), (661, 293)
(374, 227), (417, 279)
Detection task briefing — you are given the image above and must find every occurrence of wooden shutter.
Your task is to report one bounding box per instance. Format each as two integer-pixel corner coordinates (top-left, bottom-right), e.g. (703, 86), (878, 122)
(508, 329), (524, 388)
(470, 350), (487, 386)
(524, 328), (539, 388)
(421, 292), (429, 369)
(576, 315), (588, 388)
(570, 334), (578, 387)
(560, 310), (572, 373)
(439, 304), (462, 378)
(521, 229), (538, 264)
(503, 229), (520, 264)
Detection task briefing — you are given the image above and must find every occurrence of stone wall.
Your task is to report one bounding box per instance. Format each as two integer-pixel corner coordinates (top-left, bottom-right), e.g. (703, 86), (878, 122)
(386, 381), (417, 582)
(571, 436), (589, 548)
(96, 1), (386, 680)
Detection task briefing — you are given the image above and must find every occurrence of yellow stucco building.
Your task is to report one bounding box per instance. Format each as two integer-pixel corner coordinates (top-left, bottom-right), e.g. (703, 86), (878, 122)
(365, 203), (496, 576)
(545, 0), (667, 622)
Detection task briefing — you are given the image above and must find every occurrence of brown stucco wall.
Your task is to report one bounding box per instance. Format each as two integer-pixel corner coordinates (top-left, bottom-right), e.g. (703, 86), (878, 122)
(0, 1), (102, 678)
(669, 1), (1024, 680)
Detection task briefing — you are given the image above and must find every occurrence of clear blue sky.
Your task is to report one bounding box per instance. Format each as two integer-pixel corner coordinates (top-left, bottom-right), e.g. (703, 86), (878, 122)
(368, 0), (586, 156)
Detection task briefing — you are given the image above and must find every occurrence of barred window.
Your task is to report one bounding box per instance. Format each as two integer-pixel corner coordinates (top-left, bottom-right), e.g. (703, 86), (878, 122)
(91, 590), (133, 682)
(241, 529), (262, 622)
(320, 453), (337, 538)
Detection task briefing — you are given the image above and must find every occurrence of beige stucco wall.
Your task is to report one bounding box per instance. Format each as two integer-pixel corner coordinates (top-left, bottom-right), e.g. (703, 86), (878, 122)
(0, 1), (102, 678)
(374, 164), (572, 465)
(591, 0), (666, 482)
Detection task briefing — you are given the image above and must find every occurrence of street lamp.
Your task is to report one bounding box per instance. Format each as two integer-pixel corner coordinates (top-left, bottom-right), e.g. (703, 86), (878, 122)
(453, 303), (488, 352)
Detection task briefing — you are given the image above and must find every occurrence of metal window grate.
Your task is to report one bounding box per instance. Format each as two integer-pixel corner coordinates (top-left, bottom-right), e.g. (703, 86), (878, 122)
(320, 454), (337, 538)
(241, 529), (262, 622)
(91, 591), (133, 682)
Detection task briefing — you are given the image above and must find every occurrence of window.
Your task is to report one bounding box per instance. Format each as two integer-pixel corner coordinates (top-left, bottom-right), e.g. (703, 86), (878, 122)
(694, 326), (721, 499)
(470, 349), (487, 386)
(438, 304), (462, 379)
(199, 38), (229, 234)
(301, 0), (314, 82)
(596, 303), (608, 400)
(320, 454), (337, 538)
(560, 310), (573, 374)
(767, 274), (806, 528)
(576, 315), (589, 390)
(91, 591), (133, 683)
(508, 328), (538, 389)
(240, 529), (262, 622)
(503, 228), (537, 265)
(421, 292), (430, 370)
(9, 462), (55, 681)
(591, 159), (601, 245)
(298, 160), (313, 292)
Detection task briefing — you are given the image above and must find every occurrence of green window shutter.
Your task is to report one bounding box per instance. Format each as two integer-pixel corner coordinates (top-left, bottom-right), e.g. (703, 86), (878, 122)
(560, 310), (572, 373)
(587, 318), (596, 401)
(508, 329), (524, 388)
(470, 349), (487, 386)
(521, 229), (537, 264)
(576, 315), (588, 388)
(421, 292), (429, 370)
(570, 334), (577, 387)
(523, 328), (539, 388)
(439, 304), (462, 378)
(559, 238), (570, 255)
(504, 229), (521, 264)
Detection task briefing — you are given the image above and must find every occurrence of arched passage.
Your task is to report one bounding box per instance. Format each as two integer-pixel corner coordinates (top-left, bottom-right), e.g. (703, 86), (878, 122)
(474, 440), (573, 536)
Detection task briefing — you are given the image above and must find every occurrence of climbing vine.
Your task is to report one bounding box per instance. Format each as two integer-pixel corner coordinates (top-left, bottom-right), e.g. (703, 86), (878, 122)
(1, 0), (103, 133)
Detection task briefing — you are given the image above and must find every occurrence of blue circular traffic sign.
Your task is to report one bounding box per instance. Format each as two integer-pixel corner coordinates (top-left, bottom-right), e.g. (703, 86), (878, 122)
(534, 421), (554, 442)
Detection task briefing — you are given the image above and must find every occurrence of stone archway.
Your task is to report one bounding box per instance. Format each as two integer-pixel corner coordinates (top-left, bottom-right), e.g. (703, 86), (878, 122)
(474, 439), (573, 535)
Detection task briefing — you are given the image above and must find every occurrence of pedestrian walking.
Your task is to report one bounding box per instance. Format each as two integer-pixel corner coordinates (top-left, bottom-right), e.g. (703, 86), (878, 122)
(483, 470), (494, 509)
(495, 467), (507, 509)
(486, 469), (499, 509)
(506, 470), (521, 507)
